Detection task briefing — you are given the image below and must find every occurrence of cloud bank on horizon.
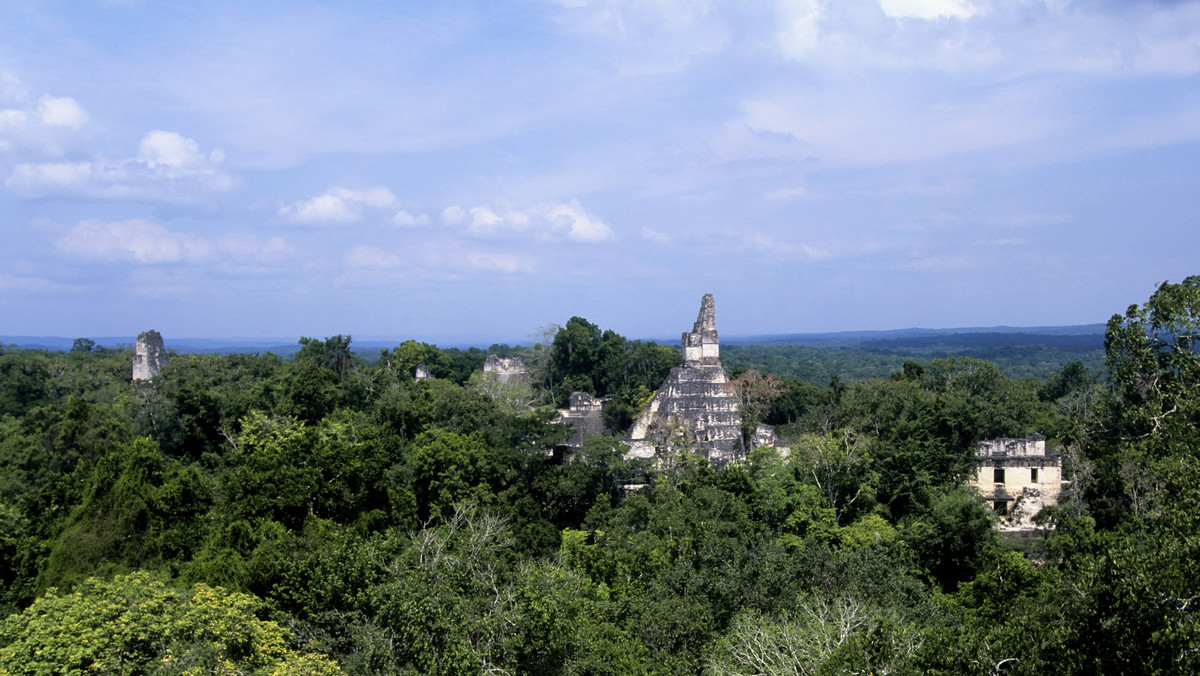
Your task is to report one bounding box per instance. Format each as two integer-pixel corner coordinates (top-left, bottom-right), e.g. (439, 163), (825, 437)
(1, 0), (1197, 341)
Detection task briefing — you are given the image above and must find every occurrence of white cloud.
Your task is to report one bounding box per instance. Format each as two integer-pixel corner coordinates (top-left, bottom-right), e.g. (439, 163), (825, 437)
(546, 199), (613, 242)
(344, 245), (405, 269)
(878, 0), (979, 20)
(975, 237), (1027, 247)
(280, 186), (397, 224)
(392, 210), (430, 227)
(138, 129), (205, 167)
(340, 241), (536, 279)
(739, 231), (834, 262)
(0, 109), (27, 132)
(727, 76), (1066, 167)
(772, 0), (1200, 76)
(7, 130), (235, 200)
(0, 273), (73, 293)
(57, 219), (211, 264)
(0, 75), (89, 155)
(1001, 212), (1073, 228)
(56, 219), (291, 265)
(897, 254), (972, 271)
(548, 0), (730, 74)
(766, 185), (810, 200)
(125, 268), (198, 298)
(465, 206), (513, 236)
(775, 0), (825, 61)
(442, 205), (468, 225)
(0, 70), (27, 106)
(215, 234), (292, 262)
(641, 227), (673, 244)
(462, 251), (530, 274)
(0, 110), (26, 151)
(37, 95), (88, 129)
(447, 198), (614, 243)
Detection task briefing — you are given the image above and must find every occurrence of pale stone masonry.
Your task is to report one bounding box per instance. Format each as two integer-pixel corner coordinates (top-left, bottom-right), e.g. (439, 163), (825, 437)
(626, 294), (746, 466)
(483, 355), (527, 384)
(131, 330), (169, 381)
(972, 434), (1062, 530)
(554, 391), (608, 448)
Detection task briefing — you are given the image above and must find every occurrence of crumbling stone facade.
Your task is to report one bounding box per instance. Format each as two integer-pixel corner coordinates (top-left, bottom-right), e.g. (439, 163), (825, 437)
(554, 391), (608, 448)
(973, 434), (1061, 530)
(414, 364), (432, 381)
(132, 330), (169, 381)
(483, 355), (527, 384)
(626, 294), (746, 466)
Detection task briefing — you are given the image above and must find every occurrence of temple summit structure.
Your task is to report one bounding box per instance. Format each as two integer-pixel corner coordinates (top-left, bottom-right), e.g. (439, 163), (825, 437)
(626, 294), (746, 466)
(131, 330), (169, 381)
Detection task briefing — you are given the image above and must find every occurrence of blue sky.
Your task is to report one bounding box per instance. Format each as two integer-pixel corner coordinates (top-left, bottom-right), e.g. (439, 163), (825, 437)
(2, 0), (1198, 343)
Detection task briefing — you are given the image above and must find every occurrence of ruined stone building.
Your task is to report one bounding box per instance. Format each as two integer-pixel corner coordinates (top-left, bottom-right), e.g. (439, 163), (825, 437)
(483, 355), (527, 384)
(972, 434), (1061, 530)
(553, 392), (608, 449)
(413, 363), (432, 381)
(626, 294), (747, 466)
(131, 330), (169, 381)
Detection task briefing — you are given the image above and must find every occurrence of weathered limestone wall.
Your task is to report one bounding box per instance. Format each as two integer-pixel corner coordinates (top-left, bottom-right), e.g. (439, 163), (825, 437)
(414, 364), (432, 381)
(972, 434), (1062, 530)
(626, 294), (746, 466)
(682, 293), (720, 366)
(132, 330), (169, 381)
(483, 355), (527, 384)
(554, 392), (608, 448)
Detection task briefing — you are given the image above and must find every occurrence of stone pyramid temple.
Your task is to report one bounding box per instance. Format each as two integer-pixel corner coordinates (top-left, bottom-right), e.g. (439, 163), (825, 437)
(132, 329), (170, 381)
(626, 294), (745, 466)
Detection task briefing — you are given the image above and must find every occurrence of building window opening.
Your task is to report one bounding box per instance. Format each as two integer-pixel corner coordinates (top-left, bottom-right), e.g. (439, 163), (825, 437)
(993, 468), (1005, 483)
(1031, 468), (1039, 482)
(993, 501), (1007, 515)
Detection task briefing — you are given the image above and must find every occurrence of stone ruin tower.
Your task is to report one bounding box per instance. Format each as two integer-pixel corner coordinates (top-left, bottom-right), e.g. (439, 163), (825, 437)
(626, 294), (745, 466)
(973, 435), (1062, 530)
(132, 330), (169, 381)
(483, 355), (528, 384)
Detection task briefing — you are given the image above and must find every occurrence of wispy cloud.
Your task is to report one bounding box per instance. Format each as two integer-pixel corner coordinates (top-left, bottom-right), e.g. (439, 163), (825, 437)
(280, 186), (397, 224)
(7, 131), (236, 200)
(0, 273), (76, 293)
(0, 73), (89, 154)
(442, 198), (614, 243)
(56, 219), (290, 265)
(37, 95), (88, 129)
(546, 0), (731, 75)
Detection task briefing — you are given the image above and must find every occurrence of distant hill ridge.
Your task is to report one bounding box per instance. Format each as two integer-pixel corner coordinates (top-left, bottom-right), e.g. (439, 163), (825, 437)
(2, 324), (1107, 355)
(721, 324), (1106, 346)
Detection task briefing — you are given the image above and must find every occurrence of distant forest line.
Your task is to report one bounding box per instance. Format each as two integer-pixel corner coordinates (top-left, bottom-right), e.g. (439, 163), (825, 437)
(3, 326), (1109, 386)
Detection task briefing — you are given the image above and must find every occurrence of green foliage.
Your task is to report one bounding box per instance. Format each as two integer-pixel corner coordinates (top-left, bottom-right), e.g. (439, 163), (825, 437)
(902, 488), (996, 591)
(724, 332), (1105, 384)
(70, 338), (95, 354)
(410, 430), (500, 520)
(223, 411), (395, 530)
(0, 571), (341, 674)
(707, 592), (921, 676)
(1104, 276), (1200, 456)
(550, 317), (677, 411)
(4, 286), (1200, 674)
(38, 437), (211, 591)
(296, 335), (354, 383)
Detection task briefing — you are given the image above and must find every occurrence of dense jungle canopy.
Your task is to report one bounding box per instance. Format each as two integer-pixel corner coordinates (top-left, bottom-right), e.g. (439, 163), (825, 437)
(1, 278), (1198, 674)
